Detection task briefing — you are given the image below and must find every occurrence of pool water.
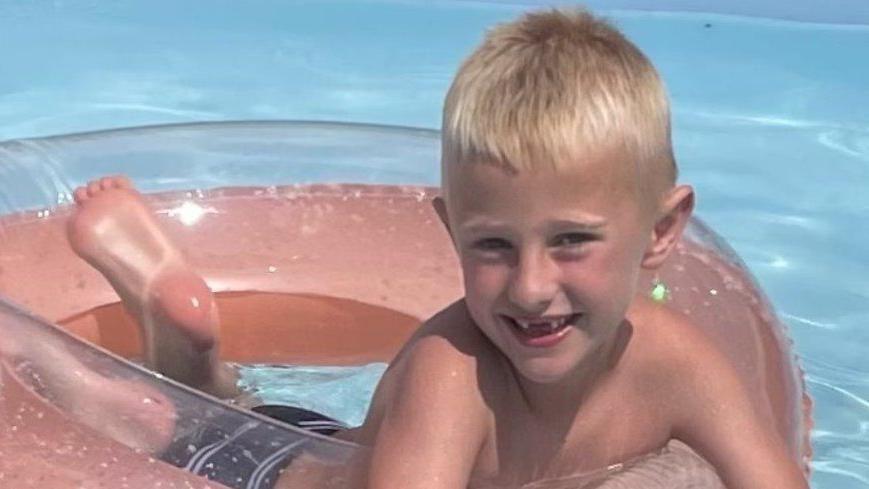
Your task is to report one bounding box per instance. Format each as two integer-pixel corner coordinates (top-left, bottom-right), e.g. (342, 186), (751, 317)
(235, 363), (388, 428)
(1, 1), (867, 487)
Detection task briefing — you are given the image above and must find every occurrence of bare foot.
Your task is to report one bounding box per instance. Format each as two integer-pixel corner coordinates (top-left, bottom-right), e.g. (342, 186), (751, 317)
(67, 176), (237, 398)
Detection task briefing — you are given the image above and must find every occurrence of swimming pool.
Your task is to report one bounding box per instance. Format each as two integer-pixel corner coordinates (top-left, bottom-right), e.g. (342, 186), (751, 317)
(0, 1), (867, 487)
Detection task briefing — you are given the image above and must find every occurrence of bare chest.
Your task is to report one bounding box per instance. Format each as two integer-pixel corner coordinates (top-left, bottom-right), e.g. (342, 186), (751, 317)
(471, 379), (671, 487)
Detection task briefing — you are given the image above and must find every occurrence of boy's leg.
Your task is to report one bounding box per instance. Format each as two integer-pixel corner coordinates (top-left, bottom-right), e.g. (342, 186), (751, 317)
(67, 176), (238, 399)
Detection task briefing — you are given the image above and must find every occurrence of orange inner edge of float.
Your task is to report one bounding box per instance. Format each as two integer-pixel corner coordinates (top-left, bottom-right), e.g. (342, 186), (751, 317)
(59, 292), (420, 365)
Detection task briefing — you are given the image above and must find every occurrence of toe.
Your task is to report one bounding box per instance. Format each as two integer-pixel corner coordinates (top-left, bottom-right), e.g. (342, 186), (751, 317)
(73, 187), (89, 203)
(87, 180), (101, 196)
(114, 175), (133, 189)
(99, 177), (115, 190)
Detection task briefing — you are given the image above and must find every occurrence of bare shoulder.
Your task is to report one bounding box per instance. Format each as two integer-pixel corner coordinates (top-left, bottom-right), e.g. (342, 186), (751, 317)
(349, 301), (503, 488)
(627, 297), (726, 376)
(626, 298), (808, 488)
(620, 297), (741, 418)
(393, 299), (506, 395)
(352, 300), (500, 445)
(402, 299), (501, 364)
(631, 298), (749, 419)
(624, 299), (700, 384)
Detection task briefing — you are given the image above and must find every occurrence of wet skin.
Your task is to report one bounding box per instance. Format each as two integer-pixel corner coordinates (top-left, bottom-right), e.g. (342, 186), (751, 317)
(67, 176), (238, 397)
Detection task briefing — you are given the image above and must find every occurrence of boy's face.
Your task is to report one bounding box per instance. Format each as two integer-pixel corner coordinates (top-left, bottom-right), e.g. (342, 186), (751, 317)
(439, 151), (655, 384)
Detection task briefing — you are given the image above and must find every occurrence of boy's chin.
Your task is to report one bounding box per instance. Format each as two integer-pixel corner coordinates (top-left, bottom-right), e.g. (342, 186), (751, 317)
(512, 357), (581, 385)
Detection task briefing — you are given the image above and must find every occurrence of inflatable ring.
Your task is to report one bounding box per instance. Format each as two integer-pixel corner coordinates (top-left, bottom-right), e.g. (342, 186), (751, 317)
(0, 121), (811, 488)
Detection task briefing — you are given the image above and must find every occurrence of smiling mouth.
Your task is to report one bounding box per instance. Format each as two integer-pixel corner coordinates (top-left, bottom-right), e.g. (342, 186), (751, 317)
(503, 313), (580, 341)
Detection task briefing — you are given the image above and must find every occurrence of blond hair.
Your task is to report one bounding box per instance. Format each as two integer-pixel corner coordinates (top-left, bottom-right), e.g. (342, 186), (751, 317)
(442, 8), (676, 193)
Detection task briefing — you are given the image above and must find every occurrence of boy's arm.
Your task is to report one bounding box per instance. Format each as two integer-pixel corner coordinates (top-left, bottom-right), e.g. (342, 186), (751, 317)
(367, 335), (490, 489)
(668, 323), (809, 489)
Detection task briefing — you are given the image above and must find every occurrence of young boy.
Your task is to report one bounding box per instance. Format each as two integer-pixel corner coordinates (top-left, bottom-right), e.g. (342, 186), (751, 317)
(60, 7), (807, 489)
(336, 9), (808, 488)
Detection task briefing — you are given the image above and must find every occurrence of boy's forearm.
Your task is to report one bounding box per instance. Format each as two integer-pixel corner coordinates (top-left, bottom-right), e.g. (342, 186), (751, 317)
(275, 450), (369, 489)
(717, 453), (809, 489)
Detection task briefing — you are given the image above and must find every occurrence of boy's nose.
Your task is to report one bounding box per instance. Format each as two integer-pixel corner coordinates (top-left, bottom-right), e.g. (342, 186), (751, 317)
(507, 251), (559, 314)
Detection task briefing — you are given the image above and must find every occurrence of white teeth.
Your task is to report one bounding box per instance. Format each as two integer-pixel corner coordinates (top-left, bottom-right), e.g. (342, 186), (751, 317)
(514, 316), (572, 331)
(516, 320), (531, 330)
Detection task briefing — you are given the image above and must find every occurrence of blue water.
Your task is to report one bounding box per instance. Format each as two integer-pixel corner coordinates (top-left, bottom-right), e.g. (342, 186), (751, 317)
(235, 363), (388, 428)
(1, 1), (867, 487)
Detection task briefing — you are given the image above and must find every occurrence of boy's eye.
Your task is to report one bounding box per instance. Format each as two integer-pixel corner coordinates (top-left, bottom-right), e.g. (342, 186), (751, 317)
(473, 237), (512, 250)
(550, 233), (594, 248)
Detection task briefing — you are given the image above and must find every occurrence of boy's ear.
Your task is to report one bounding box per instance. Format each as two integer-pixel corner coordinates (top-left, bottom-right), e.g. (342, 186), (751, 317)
(641, 185), (694, 269)
(432, 196), (451, 234)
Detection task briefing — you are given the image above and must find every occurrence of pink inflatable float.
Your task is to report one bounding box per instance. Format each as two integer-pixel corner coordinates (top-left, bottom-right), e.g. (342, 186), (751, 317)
(0, 122), (811, 488)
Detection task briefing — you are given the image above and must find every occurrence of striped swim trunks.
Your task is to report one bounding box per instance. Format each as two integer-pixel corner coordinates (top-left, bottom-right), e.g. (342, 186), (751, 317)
(160, 405), (346, 489)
